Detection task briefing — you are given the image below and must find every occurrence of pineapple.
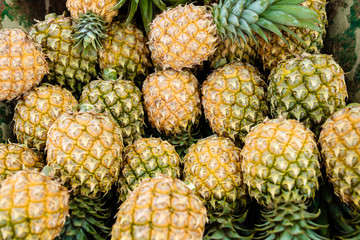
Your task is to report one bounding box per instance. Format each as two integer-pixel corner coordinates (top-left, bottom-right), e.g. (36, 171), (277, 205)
(268, 53), (348, 136)
(111, 175), (208, 239)
(29, 14), (98, 95)
(241, 117), (326, 239)
(319, 104), (360, 212)
(98, 21), (152, 86)
(79, 69), (145, 146)
(258, 0), (327, 71)
(13, 84), (78, 152)
(183, 135), (251, 238)
(0, 143), (44, 182)
(142, 69), (201, 145)
(45, 109), (124, 198)
(202, 61), (268, 145)
(147, 1), (321, 70)
(118, 137), (181, 202)
(0, 170), (69, 239)
(0, 29), (48, 102)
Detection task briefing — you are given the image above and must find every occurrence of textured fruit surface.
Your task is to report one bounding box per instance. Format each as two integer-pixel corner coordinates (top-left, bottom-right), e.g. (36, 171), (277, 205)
(242, 118), (321, 208)
(14, 84), (78, 152)
(0, 170), (69, 240)
(80, 78), (144, 146)
(66, 0), (119, 23)
(148, 4), (217, 70)
(258, 0), (327, 70)
(202, 61), (268, 144)
(111, 176), (207, 239)
(143, 69), (201, 136)
(268, 53), (348, 136)
(99, 22), (152, 85)
(0, 143), (44, 182)
(0, 28), (48, 101)
(29, 14), (98, 95)
(118, 137), (181, 202)
(46, 110), (124, 198)
(319, 104), (360, 211)
(183, 135), (248, 212)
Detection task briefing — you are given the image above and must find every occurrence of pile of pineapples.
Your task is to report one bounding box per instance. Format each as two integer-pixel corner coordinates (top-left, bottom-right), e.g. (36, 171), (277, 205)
(1, 0), (360, 239)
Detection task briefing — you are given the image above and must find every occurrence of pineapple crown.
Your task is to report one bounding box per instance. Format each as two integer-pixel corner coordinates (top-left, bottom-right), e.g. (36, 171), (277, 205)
(211, 0), (322, 46)
(72, 11), (107, 54)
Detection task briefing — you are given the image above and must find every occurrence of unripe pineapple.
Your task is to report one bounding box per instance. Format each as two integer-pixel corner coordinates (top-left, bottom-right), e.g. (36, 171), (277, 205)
(202, 61), (268, 145)
(118, 137), (181, 202)
(268, 53), (348, 136)
(46, 110), (124, 198)
(0, 143), (44, 182)
(319, 104), (360, 212)
(142, 69), (201, 137)
(259, 0), (327, 70)
(13, 84), (78, 152)
(0, 29), (48, 101)
(79, 71), (144, 146)
(0, 170), (69, 239)
(29, 14), (98, 95)
(111, 175), (208, 239)
(98, 22), (152, 86)
(148, 2), (321, 70)
(242, 117), (321, 208)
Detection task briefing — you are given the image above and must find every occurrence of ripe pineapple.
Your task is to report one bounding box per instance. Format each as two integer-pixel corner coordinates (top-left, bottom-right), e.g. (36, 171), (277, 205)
(319, 104), (360, 212)
(268, 53), (348, 136)
(241, 117), (326, 238)
(0, 29), (48, 101)
(142, 69), (201, 140)
(183, 135), (251, 239)
(0, 143), (44, 182)
(0, 170), (69, 239)
(202, 61), (268, 145)
(148, 2), (321, 70)
(46, 109), (124, 198)
(13, 84), (78, 152)
(79, 70), (145, 146)
(98, 21), (152, 86)
(258, 0), (327, 70)
(118, 137), (181, 202)
(29, 14), (98, 95)
(111, 175), (208, 239)
(66, 0), (119, 54)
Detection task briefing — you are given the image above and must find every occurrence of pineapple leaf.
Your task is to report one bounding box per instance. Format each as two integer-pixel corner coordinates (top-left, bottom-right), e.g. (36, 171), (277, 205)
(152, 0), (167, 11)
(139, 0), (153, 34)
(125, 0), (140, 25)
(113, 0), (128, 10)
(276, 24), (306, 48)
(267, 5), (320, 20)
(247, 0), (268, 14)
(250, 23), (267, 43)
(275, 0), (305, 5)
(241, 9), (259, 24)
(256, 18), (288, 44)
(261, 10), (301, 27)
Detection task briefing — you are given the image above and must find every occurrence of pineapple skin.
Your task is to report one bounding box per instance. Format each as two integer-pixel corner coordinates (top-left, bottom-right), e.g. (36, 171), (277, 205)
(66, 0), (119, 23)
(268, 53), (348, 136)
(0, 29), (48, 102)
(142, 69), (201, 136)
(29, 14), (98, 95)
(258, 0), (327, 71)
(0, 170), (69, 240)
(46, 110), (124, 199)
(183, 135), (249, 213)
(319, 104), (360, 212)
(202, 61), (268, 145)
(111, 176), (207, 239)
(0, 143), (44, 182)
(148, 4), (218, 70)
(13, 84), (78, 152)
(79, 78), (145, 146)
(99, 22), (152, 86)
(118, 137), (181, 202)
(241, 118), (321, 209)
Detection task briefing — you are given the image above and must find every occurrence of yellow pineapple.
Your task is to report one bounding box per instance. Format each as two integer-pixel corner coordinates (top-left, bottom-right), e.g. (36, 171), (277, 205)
(111, 175), (208, 239)
(0, 170), (69, 239)
(0, 29), (48, 101)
